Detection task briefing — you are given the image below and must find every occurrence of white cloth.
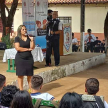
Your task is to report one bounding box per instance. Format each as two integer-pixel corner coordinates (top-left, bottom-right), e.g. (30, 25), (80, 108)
(31, 92), (54, 101)
(72, 38), (78, 44)
(58, 21), (62, 30)
(104, 101), (108, 108)
(84, 34), (96, 43)
(3, 47), (44, 62)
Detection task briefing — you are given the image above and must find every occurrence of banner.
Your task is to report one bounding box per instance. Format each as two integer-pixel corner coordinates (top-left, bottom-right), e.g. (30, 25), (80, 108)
(22, 0), (35, 36)
(35, 0), (48, 36)
(63, 23), (72, 55)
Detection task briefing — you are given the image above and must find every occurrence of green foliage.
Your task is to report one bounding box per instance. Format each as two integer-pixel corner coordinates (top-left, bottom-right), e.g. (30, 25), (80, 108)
(1, 34), (14, 49)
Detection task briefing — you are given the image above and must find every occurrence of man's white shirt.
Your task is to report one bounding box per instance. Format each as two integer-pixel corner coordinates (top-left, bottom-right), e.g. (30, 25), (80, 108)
(84, 34), (96, 43)
(72, 38), (78, 44)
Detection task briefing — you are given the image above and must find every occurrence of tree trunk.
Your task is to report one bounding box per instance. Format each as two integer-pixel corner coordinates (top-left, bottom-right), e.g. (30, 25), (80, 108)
(0, 0), (18, 36)
(104, 12), (108, 56)
(7, 0), (18, 34)
(0, 0), (6, 36)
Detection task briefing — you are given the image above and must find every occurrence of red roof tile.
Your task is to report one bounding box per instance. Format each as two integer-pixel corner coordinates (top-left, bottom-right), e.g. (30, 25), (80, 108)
(5, 0), (108, 4)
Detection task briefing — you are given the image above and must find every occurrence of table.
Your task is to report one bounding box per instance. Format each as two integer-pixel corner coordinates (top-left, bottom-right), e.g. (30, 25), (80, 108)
(3, 47), (44, 72)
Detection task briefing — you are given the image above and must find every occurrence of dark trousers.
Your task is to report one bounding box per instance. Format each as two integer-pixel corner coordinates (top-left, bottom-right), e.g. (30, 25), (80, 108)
(86, 42), (94, 52)
(46, 38), (60, 65)
(94, 47), (101, 53)
(101, 47), (105, 53)
(72, 45), (78, 52)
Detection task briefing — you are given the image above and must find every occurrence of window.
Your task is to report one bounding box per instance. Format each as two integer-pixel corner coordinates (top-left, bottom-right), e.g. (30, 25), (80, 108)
(58, 16), (71, 23)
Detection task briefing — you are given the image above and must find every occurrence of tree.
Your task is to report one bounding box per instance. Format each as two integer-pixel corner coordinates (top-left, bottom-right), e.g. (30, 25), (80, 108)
(104, 12), (108, 55)
(0, 0), (18, 36)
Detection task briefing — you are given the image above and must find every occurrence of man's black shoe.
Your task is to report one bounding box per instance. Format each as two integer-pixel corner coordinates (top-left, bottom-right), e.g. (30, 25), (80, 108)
(55, 64), (59, 66)
(45, 63), (51, 67)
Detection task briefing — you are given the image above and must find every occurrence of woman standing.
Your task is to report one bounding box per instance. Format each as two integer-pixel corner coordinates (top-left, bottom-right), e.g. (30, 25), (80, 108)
(15, 25), (35, 90)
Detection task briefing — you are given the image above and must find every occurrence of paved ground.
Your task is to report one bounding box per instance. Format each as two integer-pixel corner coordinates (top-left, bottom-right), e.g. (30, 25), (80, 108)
(0, 50), (108, 102)
(41, 57), (108, 102)
(0, 50), (103, 84)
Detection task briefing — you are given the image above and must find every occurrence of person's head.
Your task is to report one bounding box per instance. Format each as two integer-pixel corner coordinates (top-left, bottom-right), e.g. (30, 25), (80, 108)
(36, 21), (41, 28)
(31, 75), (43, 91)
(72, 32), (74, 39)
(66, 32), (69, 41)
(102, 40), (105, 43)
(11, 90), (33, 108)
(1, 85), (19, 107)
(85, 78), (99, 95)
(96, 37), (98, 40)
(87, 29), (92, 35)
(59, 92), (82, 108)
(48, 9), (53, 16)
(52, 11), (58, 19)
(17, 25), (27, 38)
(0, 74), (6, 91)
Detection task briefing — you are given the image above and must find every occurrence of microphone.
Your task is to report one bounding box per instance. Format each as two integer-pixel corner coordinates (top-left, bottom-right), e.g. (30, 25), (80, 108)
(25, 33), (35, 37)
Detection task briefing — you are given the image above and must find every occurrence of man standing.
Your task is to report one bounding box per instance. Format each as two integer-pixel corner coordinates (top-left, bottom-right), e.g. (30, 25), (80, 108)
(72, 33), (78, 52)
(47, 9), (53, 65)
(84, 29), (96, 52)
(45, 11), (62, 66)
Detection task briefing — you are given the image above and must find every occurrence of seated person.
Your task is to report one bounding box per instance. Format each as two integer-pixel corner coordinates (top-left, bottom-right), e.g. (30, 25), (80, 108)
(0, 74), (6, 102)
(0, 85), (19, 108)
(82, 78), (108, 108)
(84, 29), (96, 52)
(30, 75), (55, 100)
(94, 37), (101, 52)
(72, 33), (78, 52)
(11, 90), (33, 108)
(101, 40), (105, 53)
(59, 92), (82, 108)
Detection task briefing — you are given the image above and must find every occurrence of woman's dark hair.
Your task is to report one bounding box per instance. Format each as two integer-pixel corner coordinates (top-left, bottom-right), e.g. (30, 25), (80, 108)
(1, 85), (19, 107)
(17, 25), (26, 38)
(11, 90), (33, 108)
(59, 92), (82, 108)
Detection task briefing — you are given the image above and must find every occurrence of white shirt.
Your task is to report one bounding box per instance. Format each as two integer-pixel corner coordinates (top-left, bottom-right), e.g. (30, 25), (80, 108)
(84, 34), (96, 43)
(31, 92), (54, 101)
(72, 38), (78, 44)
(58, 21), (62, 30)
(104, 101), (108, 108)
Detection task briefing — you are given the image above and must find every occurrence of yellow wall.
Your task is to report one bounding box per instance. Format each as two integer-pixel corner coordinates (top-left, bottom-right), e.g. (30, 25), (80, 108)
(14, 5), (23, 32)
(49, 4), (108, 33)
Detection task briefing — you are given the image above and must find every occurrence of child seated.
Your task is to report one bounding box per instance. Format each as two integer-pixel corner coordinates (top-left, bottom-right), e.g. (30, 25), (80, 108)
(30, 75), (55, 101)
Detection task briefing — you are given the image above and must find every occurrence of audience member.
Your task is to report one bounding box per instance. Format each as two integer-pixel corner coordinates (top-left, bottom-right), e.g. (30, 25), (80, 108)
(72, 33), (78, 52)
(30, 75), (55, 100)
(11, 90), (33, 108)
(0, 85), (19, 108)
(84, 29), (96, 52)
(94, 37), (101, 52)
(101, 40), (105, 53)
(82, 78), (108, 108)
(0, 74), (6, 102)
(59, 92), (82, 108)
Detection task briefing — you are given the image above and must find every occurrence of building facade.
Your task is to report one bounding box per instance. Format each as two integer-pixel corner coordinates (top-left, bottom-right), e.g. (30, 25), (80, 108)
(0, 0), (108, 41)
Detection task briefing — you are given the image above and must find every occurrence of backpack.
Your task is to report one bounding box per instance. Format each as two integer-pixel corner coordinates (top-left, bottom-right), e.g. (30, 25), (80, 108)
(33, 98), (59, 108)
(81, 95), (105, 108)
